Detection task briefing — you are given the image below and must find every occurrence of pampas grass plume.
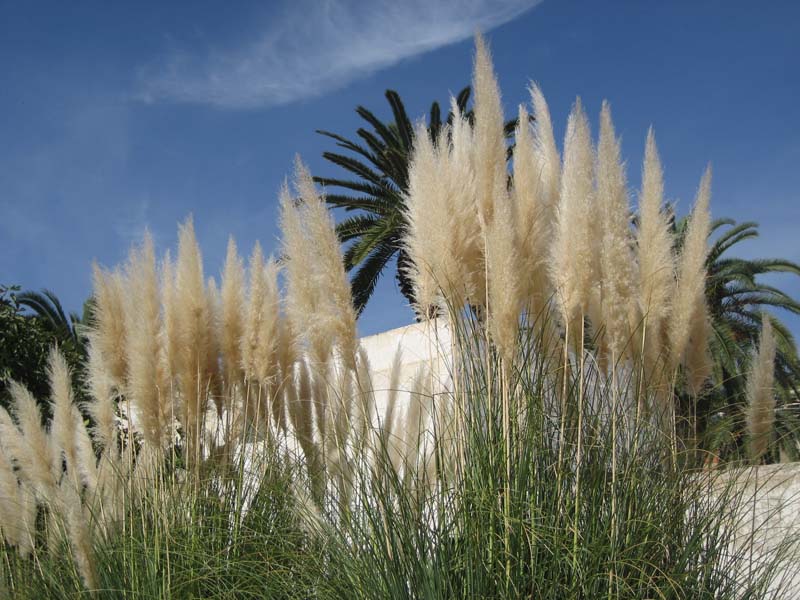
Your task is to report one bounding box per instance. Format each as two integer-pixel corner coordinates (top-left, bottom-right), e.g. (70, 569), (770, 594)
(669, 167), (712, 369)
(280, 181), (320, 358)
(513, 85), (560, 314)
(241, 243), (279, 386)
(283, 159), (358, 368)
(596, 102), (638, 358)
(472, 33), (507, 227)
(90, 265), (127, 385)
(85, 340), (118, 456)
(550, 98), (596, 329)
(746, 316), (777, 461)
(8, 381), (58, 501)
(174, 217), (214, 454)
(486, 191), (523, 362)
(123, 231), (164, 449)
(48, 347), (83, 489)
(220, 236), (245, 386)
(637, 129), (674, 372)
(157, 250), (178, 394)
(530, 84), (561, 215)
(404, 123), (444, 314)
(0, 444), (21, 548)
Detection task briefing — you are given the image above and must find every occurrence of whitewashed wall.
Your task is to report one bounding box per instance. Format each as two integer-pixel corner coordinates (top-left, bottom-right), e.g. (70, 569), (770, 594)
(360, 320), (452, 427)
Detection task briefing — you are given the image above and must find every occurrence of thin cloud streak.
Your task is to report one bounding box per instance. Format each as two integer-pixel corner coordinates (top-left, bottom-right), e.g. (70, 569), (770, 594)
(138, 0), (542, 109)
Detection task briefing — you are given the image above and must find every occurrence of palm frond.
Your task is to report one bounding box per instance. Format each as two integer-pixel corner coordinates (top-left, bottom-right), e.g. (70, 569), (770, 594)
(355, 106), (399, 148)
(349, 242), (398, 315)
(385, 90), (413, 151)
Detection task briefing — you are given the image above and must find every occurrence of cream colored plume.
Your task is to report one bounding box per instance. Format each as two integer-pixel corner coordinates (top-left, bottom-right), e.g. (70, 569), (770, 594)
(220, 236), (245, 387)
(47, 349), (98, 494)
(157, 251), (177, 391)
(405, 112), (482, 315)
(595, 102), (638, 359)
(513, 85), (560, 314)
(48, 348), (83, 491)
(72, 407), (98, 493)
(512, 105), (545, 307)
(283, 158), (358, 368)
(530, 84), (561, 214)
(668, 168), (712, 369)
(405, 123), (445, 313)
(0, 444), (22, 548)
(7, 381), (58, 502)
(636, 129), (674, 373)
(550, 98), (596, 330)
(685, 304), (713, 395)
(174, 217), (215, 455)
(280, 181), (322, 360)
(123, 232), (165, 449)
(486, 190), (523, 362)
(746, 317), (777, 461)
(298, 160), (358, 364)
(57, 477), (97, 589)
(90, 265), (127, 385)
(472, 33), (507, 229)
(85, 341), (118, 457)
(448, 99), (484, 304)
(240, 243), (279, 387)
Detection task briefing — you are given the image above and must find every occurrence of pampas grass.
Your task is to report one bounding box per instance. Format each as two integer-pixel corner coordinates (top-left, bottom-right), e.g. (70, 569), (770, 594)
(746, 317), (777, 461)
(90, 265), (127, 385)
(293, 158), (358, 367)
(486, 191), (523, 362)
(512, 84), (559, 316)
(405, 123), (448, 313)
(7, 381), (59, 503)
(174, 217), (216, 459)
(122, 232), (165, 449)
(596, 102), (638, 360)
(0, 443), (22, 549)
(241, 243), (279, 389)
(472, 34), (507, 229)
(48, 348), (82, 489)
(550, 98), (596, 333)
(636, 129), (674, 375)
(220, 237), (246, 389)
(669, 167), (712, 371)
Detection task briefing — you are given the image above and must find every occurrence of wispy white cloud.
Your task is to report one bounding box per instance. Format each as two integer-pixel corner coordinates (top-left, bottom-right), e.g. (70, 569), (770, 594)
(138, 0), (542, 109)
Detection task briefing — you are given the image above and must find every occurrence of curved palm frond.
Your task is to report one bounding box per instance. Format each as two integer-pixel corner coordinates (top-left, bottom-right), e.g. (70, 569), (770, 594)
(17, 289), (78, 345)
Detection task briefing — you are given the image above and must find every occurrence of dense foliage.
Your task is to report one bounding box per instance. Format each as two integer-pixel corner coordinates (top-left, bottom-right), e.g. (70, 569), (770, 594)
(0, 285), (53, 406)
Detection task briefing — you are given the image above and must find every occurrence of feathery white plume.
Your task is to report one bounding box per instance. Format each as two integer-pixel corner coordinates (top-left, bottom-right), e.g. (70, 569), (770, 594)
(669, 168), (712, 369)
(637, 129), (674, 373)
(123, 232), (165, 449)
(596, 102), (638, 358)
(472, 33), (507, 228)
(550, 98), (596, 330)
(220, 236), (245, 387)
(174, 217), (215, 456)
(746, 317), (777, 461)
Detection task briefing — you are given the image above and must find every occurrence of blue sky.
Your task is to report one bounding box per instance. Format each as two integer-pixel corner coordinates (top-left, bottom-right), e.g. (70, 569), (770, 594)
(1, 0), (799, 338)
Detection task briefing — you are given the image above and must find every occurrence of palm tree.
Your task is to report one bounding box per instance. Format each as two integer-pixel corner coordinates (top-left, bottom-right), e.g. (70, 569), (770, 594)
(2, 287), (92, 414)
(16, 288), (90, 359)
(316, 87), (517, 315)
(673, 217), (800, 461)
